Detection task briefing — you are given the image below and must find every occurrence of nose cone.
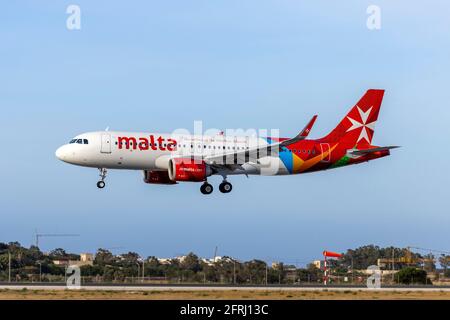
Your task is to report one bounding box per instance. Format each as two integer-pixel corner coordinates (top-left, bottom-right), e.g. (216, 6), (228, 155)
(55, 145), (68, 161)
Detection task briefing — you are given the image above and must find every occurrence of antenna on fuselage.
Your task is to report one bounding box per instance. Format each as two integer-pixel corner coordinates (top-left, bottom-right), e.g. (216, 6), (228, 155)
(105, 126), (110, 132)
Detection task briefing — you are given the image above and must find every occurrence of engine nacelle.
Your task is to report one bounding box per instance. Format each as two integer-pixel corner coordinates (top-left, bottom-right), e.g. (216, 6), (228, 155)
(143, 170), (177, 185)
(168, 158), (212, 182)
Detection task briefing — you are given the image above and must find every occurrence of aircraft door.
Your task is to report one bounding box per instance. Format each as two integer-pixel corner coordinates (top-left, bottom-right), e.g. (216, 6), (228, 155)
(101, 134), (112, 154)
(320, 143), (331, 162)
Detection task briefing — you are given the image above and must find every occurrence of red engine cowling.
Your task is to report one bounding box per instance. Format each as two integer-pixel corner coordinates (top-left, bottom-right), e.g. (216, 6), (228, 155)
(143, 170), (177, 185)
(168, 158), (212, 182)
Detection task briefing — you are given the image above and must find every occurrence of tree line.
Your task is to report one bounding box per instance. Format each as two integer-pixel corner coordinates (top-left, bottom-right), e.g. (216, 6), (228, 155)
(0, 242), (448, 284)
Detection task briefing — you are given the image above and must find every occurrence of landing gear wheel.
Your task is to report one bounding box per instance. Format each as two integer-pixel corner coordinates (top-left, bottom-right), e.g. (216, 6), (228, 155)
(219, 181), (232, 193)
(97, 168), (107, 189)
(200, 183), (213, 195)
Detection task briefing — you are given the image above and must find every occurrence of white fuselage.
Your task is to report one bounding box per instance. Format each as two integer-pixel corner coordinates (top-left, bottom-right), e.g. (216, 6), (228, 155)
(55, 131), (290, 176)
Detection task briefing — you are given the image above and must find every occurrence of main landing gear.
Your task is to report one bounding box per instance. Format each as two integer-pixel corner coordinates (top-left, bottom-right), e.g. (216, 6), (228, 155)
(200, 180), (233, 195)
(200, 182), (213, 195)
(97, 168), (107, 189)
(219, 181), (232, 193)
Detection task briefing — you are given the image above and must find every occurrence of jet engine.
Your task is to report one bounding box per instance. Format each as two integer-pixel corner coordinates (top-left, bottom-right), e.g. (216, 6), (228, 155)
(168, 158), (212, 182)
(143, 170), (177, 185)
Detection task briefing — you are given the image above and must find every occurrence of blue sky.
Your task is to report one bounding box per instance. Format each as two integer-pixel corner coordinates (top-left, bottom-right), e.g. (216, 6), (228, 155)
(1, 1), (449, 265)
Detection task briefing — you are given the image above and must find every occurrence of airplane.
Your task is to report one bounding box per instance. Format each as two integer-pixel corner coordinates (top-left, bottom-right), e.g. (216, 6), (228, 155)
(55, 89), (398, 194)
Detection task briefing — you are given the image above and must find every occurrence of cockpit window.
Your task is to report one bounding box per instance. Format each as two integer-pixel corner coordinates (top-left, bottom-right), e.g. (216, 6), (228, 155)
(69, 138), (89, 144)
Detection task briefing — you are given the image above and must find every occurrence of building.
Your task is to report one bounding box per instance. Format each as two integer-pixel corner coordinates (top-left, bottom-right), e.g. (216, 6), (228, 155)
(157, 258), (173, 265)
(52, 257), (70, 266)
(272, 262), (282, 270)
(52, 253), (94, 267)
(80, 253), (93, 262)
(201, 256), (232, 266)
(156, 255), (234, 266)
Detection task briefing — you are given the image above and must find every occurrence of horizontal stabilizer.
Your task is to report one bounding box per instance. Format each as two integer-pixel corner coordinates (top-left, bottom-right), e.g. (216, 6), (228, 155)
(349, 146), (400, 156)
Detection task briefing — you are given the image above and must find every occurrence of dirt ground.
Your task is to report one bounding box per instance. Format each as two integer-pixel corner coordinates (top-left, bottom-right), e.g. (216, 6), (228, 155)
(0, 289), (449, 300)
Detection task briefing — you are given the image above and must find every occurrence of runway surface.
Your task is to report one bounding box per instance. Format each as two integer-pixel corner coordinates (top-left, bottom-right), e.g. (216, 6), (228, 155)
(1, 283), (449, 292)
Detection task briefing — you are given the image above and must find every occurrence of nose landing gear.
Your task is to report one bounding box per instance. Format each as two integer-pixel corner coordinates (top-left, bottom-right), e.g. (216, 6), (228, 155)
(97, 168), (107, 189)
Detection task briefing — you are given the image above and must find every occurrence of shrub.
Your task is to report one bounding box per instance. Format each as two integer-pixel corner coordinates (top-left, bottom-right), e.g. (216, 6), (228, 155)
(395, 267), (430, 285)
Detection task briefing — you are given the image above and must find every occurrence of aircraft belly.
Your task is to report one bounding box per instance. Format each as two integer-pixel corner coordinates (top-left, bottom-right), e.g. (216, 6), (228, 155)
(120, 151), (157, 169)
(255, 157), (290, 176)
(91, 150), (156, 169)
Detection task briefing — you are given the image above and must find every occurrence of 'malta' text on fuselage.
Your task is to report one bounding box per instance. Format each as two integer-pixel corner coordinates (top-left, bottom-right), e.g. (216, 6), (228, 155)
(118, 135), (177, 151)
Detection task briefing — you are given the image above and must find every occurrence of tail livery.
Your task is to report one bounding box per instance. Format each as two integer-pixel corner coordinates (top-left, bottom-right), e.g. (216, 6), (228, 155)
(321, 89), (384, 149)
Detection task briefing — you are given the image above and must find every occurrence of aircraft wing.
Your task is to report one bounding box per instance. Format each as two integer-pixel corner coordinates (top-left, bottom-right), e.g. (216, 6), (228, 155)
(205, 115), (317, 167)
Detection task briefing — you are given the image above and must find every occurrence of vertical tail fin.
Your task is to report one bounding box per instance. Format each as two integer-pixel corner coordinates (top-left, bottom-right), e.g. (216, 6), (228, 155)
(321, 89), (385, 149)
